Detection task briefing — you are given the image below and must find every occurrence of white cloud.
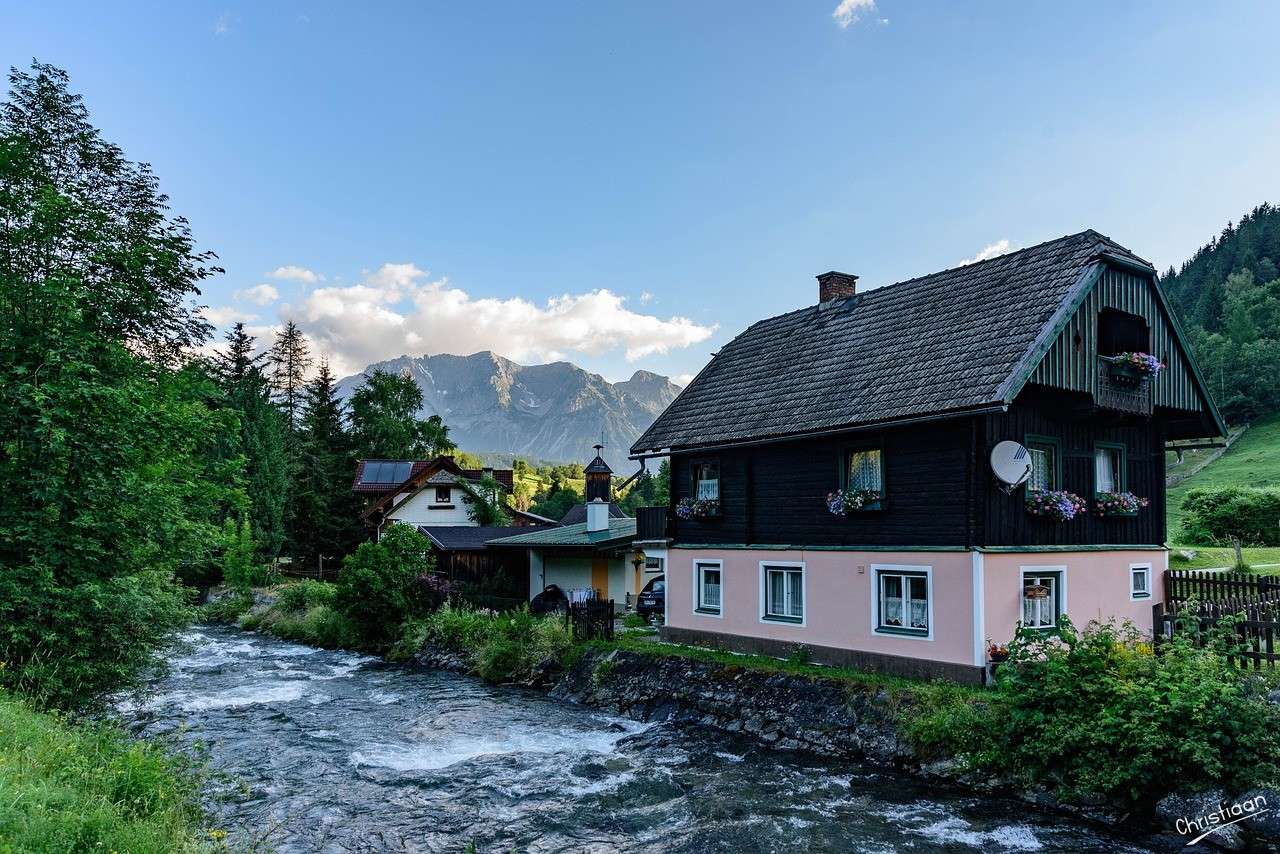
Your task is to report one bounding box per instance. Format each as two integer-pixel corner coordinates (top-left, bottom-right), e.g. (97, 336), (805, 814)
(235, 283), (281, 305)
(213, 12), (232, 35)
(959, 239), (1014, 266)
(640, 290), (654, 305)
(267, 265), (322, 284)
(832, 0), (880, 28)
(293, 262), (717, 376)
(672, 373), (695, 387)
(202, 305), (258, 325)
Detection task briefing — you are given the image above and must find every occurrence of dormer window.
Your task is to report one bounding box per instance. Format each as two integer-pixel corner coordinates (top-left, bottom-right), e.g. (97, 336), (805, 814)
(692, 461), (720, 501)
(1098, 308), (1149, 355)
(435, 486), (451, 503)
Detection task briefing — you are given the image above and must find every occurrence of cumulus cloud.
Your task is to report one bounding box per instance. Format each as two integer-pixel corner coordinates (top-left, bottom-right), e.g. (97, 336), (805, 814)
(202, 305), (258, 325)
(832, 0), (884, 28)
(640, 290), (654, 305)
(959, 239), (1014, 266)
(293, 262), (717, 376)
(234, 283), (281, 305)
(267, 265), (322, 284)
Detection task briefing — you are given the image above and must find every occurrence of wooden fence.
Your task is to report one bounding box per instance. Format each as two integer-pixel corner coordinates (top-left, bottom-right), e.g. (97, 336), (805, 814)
(567, 599), (615, 642)
(1155, 585), (1280, 669)
(1165, 568), (1280, 609)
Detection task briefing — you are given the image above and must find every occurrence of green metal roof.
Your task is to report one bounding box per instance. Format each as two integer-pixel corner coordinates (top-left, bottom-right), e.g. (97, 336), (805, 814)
(487, 517), (637, 549)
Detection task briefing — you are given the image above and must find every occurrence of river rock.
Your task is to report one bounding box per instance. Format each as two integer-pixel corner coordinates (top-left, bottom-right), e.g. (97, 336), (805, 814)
(1155, 790), (1245, 851)
(1236, 788), (1280, 842)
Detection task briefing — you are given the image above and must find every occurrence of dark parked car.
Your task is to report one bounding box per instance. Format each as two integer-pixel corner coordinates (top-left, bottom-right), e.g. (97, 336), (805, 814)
(635, 576), (664, 622)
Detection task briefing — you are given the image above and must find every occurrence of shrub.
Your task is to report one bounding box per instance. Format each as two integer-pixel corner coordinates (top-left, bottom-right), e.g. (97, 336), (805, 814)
(1180, 487), (1280, 545)
(406, 603), (576, 683)
(201, 588), (255, 623)
(239, 603), (359, 650)
(0, 690), (206, 852)
(335, 524), (434, 644)
(915, 616), (1280, 805)
(220, 517), (279, 589)
(275, 580), (337, 613)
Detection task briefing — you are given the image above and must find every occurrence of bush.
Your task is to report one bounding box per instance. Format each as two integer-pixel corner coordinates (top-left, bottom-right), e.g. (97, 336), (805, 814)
(914, 616), (1280, 806)
(201, 588), (255, 623)
(1180, 487), (1280, 545)
(405, 604), (576, 683)
(334, 524), (434, 644)
(275, 580), (337, 613)
(239, 604), (359, 650)
(0, 690), (207, 852)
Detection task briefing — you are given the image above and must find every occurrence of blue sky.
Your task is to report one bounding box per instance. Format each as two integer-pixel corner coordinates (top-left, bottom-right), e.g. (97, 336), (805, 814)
(5, 1), (1280, 383)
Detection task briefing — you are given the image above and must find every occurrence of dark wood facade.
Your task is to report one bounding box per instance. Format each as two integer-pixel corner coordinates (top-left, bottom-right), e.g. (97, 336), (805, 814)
(670, 388), (1169, 549)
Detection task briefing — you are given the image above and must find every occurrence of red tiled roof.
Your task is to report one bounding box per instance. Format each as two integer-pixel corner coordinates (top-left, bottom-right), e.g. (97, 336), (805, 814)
(351, 457), (514, 495)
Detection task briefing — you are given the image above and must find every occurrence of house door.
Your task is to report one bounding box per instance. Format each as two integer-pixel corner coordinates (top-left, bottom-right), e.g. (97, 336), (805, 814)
(591, 557), (610, 600)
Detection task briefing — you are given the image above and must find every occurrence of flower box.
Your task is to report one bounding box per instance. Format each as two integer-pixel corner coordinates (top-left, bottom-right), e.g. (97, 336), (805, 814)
(826, 488), (882, 516)
(1093, 491), (1149, 518)
(1105, 352), (1163, 385)
(1025, 489), (1087, 522)
(676, 497), (720, 520)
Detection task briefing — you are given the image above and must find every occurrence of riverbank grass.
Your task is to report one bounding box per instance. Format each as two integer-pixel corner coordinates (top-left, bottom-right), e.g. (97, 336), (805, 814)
(0, 690), (211, 853)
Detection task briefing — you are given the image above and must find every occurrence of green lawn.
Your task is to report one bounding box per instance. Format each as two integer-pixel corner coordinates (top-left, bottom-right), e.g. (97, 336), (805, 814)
(1168, 545), (1280, 571)
(1167, 415), (1280, 538)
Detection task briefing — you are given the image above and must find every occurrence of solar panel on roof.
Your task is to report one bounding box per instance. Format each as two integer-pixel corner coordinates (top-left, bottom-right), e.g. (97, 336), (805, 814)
(391, 461), (412, 483)
(360, 462), (385, 484)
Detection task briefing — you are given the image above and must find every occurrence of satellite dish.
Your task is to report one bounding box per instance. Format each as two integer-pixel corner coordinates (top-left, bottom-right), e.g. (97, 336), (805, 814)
(990, 440), (1032, 493)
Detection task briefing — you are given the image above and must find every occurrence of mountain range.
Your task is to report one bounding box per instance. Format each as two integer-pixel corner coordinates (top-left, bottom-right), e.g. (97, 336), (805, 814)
(335, 352), (683, 471)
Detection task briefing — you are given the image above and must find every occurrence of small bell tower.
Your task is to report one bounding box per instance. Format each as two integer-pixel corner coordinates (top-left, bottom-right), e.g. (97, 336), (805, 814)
(584, 443), (613, 502)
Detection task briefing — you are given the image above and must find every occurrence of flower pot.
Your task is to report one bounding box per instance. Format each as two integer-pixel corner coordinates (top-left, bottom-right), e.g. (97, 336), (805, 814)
(1108, 361), (1145, 385)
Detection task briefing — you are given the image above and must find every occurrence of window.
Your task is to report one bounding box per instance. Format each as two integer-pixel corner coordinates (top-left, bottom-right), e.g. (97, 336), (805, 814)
(844, 447), (883, 493)
(874, 567), (931, 637)
(691, 461), (720, 501)
(695, 561), (722, 615)
(1094, 443), (1126, 493)
(644, 556), (664, 574)
(434, 486), (451, 503)
(1022, 569), (1064, 630)
(1130, 564), (1152, 600)
(1025, 435), (1061, 492)
(761, 563), (804, 624)
(1098, 308), (1149, 355)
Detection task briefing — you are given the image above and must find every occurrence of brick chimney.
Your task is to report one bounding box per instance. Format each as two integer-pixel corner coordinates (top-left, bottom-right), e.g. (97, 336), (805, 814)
(817, 270), (858, 302)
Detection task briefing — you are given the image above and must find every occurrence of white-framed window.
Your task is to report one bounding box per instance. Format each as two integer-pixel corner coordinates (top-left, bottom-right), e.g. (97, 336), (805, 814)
(760, 562), (804, 624)
(644, 556), (665, 574)
(873, 565), (932, 639)
(694, 560), (722, 616)
(1021, 566), (1066, 630)
(434, 486), (451, 503)
(1130, 563), (1152, 600)
(692, 461), (720, 501)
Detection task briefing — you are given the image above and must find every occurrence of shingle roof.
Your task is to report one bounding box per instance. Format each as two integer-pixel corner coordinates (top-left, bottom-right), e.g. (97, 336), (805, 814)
(417, 526), (538, 551)
(632, 230), (1152, 454)
(558, 502), (630, 525)
(487, 517), (637, 549)
(352, 458), (514, 494)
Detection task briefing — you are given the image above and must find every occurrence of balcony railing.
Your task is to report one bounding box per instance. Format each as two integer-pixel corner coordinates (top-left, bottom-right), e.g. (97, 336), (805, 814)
(635, 505), (671, 541)
(1096, 357), (1153, 416)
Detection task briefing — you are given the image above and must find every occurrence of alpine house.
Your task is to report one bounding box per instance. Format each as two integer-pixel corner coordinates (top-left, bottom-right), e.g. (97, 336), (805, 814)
(630, 231), (1224, 683)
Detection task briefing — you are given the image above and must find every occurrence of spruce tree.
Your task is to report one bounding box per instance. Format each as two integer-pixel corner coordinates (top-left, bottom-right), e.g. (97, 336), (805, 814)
(292, 360), (363, 570)
(269, 320), (312, 434)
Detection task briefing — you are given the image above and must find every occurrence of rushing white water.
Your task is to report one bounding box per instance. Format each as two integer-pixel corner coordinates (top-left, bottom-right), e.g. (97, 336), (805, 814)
(121, 626), (1156, 853)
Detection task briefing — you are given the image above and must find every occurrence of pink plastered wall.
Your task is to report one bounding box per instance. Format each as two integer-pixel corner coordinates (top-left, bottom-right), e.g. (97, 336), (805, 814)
(981, 550), (1166, 645)
(667, 548), (978, 666)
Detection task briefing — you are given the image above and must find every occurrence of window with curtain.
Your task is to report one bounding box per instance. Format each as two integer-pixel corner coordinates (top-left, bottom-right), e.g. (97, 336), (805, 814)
(1130, 566), (1151, 599)
(763, 565), (804, 622)
(692, 462), (720, 500)
(696, 563), (722, 614)
(845, 448), (883, 492)
(1026, 439), (1058, 491)
(1022, 572), (1061, 629)
(876, 569), (929, 635)
(1094, 445), (1124, 493)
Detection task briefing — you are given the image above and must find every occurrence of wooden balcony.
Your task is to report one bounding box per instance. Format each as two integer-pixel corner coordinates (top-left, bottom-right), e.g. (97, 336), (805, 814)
(635, 505), (671, 541)
(1096, 358), (1153, 416)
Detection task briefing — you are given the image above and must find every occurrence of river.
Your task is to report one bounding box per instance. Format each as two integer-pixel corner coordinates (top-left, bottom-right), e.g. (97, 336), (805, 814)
(120, 625), (1154, 853)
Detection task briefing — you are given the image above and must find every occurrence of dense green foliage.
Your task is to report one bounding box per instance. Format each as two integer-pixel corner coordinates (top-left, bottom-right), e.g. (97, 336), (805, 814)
(462, 473), (512, 525)
(0, 63), (241, 710)
(219, 517), (273, 588)
(396, 604), (575, 682)
(349, 368), (455, 459)
(909, 617), (1280, 806)
(1163, 203), (1280, 422)
(334, 524), (434, 643)
(1168, 415), (1280, 537)
(1180, 486), (1280, 546)
(0, 690), (208, 852)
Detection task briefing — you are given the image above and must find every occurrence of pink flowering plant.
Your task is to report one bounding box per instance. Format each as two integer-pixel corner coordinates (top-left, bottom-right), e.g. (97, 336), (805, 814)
(1025, 489), (1088, 522)
(1106, 351), (1164, 378)
(826, 488), (881, 515)
(1093, 491), (1149, 517)
(676, 497), (720, 520)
